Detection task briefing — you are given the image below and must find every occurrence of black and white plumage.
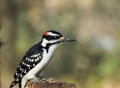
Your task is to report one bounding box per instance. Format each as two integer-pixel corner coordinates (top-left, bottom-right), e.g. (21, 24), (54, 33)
(10, 30), (75, 88)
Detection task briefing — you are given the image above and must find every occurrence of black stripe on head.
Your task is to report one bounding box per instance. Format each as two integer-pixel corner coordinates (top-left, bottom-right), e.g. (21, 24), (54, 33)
(47, 30), (62, 36)
(42, 30), (62, 40)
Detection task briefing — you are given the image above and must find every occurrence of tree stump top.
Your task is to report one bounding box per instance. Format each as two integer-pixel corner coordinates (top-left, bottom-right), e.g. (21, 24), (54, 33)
(26, 81), (76, 88)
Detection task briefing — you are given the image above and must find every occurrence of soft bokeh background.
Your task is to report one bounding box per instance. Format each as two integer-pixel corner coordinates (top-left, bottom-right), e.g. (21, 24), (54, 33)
(1, 0), (120, 88)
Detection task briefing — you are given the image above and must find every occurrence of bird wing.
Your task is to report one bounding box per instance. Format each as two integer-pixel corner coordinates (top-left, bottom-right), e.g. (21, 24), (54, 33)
(11, 44), (43, 87)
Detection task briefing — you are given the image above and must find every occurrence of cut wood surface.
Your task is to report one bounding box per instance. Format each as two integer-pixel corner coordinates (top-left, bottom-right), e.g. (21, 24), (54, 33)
(26, 81), (76, 88)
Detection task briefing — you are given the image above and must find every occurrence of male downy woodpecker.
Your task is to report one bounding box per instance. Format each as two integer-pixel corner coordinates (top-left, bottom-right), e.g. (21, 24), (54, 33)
(10, 30), (75, 88)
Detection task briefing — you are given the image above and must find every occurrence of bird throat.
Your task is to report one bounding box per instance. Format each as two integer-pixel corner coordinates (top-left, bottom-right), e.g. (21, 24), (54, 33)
(42, 42), (59, 53)
(41, 39), (60, 53)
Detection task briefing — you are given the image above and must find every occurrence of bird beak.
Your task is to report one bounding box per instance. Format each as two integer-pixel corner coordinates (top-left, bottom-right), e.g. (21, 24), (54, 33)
(60, 37), (76, 43)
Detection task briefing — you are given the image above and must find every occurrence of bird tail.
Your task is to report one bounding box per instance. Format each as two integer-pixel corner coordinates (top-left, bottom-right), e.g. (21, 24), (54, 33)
(10, 81), (18, 88)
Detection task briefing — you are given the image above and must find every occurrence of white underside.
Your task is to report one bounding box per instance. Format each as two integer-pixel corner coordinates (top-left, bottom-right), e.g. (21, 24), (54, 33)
(21, 45), (58, 88)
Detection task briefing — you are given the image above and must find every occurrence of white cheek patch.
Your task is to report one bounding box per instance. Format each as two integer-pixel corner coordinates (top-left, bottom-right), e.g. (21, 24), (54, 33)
(41, 38), (60, 47)
(49, 40), (60, 44)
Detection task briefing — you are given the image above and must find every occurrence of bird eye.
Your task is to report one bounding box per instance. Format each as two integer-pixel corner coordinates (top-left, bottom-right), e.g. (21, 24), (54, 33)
(54, 36), (57, 39)
(47, 36), (51, 40)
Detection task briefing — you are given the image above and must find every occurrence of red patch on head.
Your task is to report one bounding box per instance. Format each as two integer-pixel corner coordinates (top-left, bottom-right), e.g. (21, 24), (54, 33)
(44, 32), (49, 36)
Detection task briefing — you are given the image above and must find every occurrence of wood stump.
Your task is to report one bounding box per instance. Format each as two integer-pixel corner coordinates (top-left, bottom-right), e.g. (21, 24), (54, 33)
(26, 81), (76, 88)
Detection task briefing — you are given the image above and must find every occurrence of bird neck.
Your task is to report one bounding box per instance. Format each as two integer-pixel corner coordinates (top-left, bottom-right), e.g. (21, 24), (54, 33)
(41, 39), (59, 53)
(41, 38), (48, 47)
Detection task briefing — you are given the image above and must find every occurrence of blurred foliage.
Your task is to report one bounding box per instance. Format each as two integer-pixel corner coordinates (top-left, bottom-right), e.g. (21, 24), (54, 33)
(1, 0), (120, 88)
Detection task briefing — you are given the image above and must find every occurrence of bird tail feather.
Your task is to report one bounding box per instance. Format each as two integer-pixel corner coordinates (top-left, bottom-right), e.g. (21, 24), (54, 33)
(10, 81), (18, 88)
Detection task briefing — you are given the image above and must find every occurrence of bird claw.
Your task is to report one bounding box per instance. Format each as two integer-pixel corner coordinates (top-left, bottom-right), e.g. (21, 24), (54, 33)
(38, 78), (49, 83)
(47, 78), (55, 82)
(39, 78), (55, 83)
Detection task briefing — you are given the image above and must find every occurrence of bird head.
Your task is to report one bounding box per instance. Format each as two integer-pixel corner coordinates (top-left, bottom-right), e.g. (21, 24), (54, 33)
(41, 30), (75, 47)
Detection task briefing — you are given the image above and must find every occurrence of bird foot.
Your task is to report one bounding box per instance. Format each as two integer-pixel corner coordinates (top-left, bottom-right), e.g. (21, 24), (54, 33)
(28, 78), (39, 83)
(39, 77), (56, 83)
(47, 78), (56, 82)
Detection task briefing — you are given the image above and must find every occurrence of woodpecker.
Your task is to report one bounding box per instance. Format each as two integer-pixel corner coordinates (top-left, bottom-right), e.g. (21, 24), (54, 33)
(10, 30), (75, 88)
